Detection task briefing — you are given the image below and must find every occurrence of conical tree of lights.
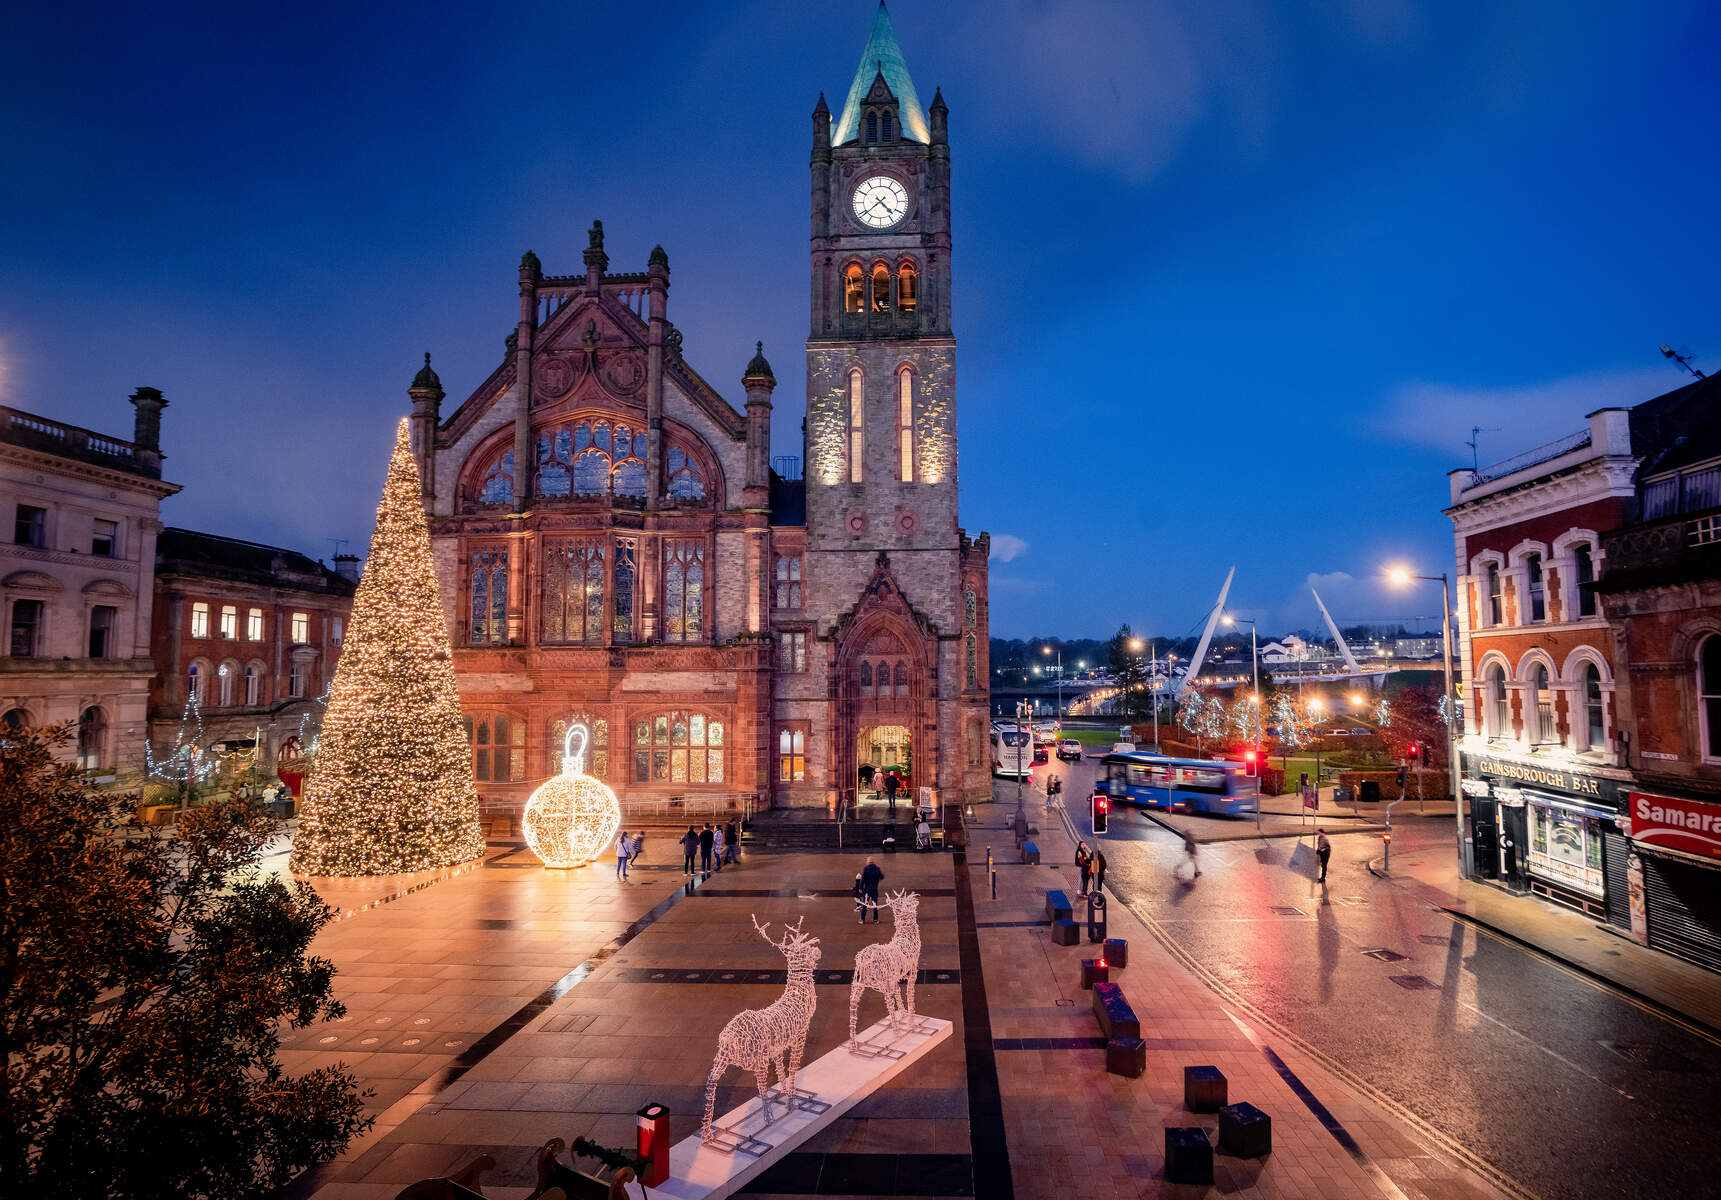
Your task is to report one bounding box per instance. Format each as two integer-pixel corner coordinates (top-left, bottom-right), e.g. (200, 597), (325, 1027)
(289, 419), (484, 876)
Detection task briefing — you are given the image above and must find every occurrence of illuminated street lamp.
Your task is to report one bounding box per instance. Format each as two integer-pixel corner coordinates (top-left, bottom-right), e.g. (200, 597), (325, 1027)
(1042, 644), (1062, 724)
(1221, 613), (1263, 755)
(1386, 564), (1467, 877)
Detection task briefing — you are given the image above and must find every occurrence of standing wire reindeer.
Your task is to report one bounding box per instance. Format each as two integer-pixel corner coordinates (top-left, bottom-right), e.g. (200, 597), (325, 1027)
(848, 889), (922, 1048)
(702, 915), (822, 1145)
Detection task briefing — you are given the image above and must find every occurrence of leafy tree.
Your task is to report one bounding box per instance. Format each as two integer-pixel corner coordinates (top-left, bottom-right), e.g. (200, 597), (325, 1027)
(1383, 685), (1449, 768)
(0, 724), (370, 1199)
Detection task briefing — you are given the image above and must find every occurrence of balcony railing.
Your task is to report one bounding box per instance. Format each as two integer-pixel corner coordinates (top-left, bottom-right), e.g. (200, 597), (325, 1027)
(1600, 508), (1721, 585)
(1473, 427), (1592, 485)
(1, 407), (154, 476)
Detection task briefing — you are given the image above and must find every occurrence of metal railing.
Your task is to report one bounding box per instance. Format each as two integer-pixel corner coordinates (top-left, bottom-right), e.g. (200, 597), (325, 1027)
(1472, 427), (1592, 485)
(617, 792), (759, 823)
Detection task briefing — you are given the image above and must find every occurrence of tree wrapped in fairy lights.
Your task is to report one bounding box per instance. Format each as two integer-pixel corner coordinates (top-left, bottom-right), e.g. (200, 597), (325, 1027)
(290, 419), (483, 876)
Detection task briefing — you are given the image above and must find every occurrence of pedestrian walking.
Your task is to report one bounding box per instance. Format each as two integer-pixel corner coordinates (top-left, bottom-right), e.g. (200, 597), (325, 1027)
(859, 855), (884, 923)
(699, 824), (715, 875)
(1182, 831), (1201, 879)
(884, 770), (899, 813)
(680, 826), (699, 874)
(629, 830), (645, 866)
(1316, 829), (1331, 883)
(712, 824), (726, 872)
(615, 831), (631, 880)
(1093, 849), (1108, 895)
(724, 821), (740, 864)
(853, 869), (867, 918)
(1075, 841), (1092, 895)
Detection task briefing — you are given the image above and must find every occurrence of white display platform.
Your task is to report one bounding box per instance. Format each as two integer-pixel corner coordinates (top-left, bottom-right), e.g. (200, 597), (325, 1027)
(654, 1015), (953, 1200)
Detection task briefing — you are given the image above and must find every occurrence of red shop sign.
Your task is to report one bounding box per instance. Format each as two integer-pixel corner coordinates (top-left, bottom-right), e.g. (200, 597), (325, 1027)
(1629, 791), (1721, 861)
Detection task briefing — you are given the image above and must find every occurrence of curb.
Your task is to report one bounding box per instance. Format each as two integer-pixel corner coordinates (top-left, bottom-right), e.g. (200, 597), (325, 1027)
(1144, 811), (1385, 844)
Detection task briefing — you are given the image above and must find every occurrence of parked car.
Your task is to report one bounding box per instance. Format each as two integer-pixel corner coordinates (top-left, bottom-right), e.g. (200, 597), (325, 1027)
(1057, 739), (1083, 761)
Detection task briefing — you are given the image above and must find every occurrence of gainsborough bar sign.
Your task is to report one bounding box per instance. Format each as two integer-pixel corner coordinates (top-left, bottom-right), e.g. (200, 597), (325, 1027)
(1629, 792), (1721, 861)
(1471, 755), (1622, 807)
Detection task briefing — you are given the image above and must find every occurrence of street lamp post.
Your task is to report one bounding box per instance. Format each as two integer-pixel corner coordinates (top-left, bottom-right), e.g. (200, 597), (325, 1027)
(1222, 614), (1264, 752)
(1042, 644), (1062, 727)
(1388, 566), (1467, 879)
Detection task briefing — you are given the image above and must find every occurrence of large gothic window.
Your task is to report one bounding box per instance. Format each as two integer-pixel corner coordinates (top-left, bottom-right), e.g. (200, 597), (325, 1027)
(613, 538), (636, 641)
(897, 370), (914, 482)
(663, 541), (705, 643)
(551, 714), (608, 779)
(479, 451), (514, 505)
(898, 263), (918, 312)
(848, 370), (864, 484)
(774, 555), (802, 609)
(535, 420), (647, 500)
(470, 549), (508, 643)
(872, 263), (891, 312)
(666, 446), (706, 502)
(634, 711), (724, 784)
(964, 587), (977, 629)
(844, 264), (864, 314)
(543, 538), (605, 644)
(965, 635), (978, 689)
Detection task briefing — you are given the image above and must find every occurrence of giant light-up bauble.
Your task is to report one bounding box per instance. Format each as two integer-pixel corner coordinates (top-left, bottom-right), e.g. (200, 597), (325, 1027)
(523, 724), (621, 869)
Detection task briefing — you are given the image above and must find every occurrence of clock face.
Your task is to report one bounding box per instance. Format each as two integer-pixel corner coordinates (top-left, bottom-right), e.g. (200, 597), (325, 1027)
(852, 175), (909, 228)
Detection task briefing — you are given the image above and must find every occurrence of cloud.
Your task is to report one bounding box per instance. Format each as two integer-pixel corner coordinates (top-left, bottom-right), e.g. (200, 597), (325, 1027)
(990, 575), (1050, 598)
(989, 533), (1030, 563)
(1376, 367), (1672, 466)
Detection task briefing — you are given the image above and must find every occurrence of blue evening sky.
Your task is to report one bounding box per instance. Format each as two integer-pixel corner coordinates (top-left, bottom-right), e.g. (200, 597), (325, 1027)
(3, 1), (1717, 638)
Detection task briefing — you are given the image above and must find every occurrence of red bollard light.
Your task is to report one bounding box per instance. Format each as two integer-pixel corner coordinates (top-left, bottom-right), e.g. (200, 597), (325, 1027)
(637, 1102), (671, 1186)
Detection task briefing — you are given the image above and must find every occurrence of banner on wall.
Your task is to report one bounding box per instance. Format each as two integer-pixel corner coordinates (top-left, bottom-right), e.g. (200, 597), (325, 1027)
(1628, 791), (1721, 862)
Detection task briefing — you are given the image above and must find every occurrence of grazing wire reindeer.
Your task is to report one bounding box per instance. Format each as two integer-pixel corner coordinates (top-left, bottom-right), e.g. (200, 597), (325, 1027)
(702, 915), (822, 1144)
(848, 889), (922, 1048)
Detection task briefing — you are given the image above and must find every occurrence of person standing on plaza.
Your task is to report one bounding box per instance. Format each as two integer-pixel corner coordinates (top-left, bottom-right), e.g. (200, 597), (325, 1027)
(629, 830), (645, 867)
(884, 770), (900, 813)
(699, 823), (715, 875)
(859, 856), (884, 923)
(680, 826), (699, 875)
(1093, 849), (1108, 895)
(1315, 829), (1331, 883)
(615, 831), (631, 881)
(1075, 841), (1092, 895)
(1182, 831), (1201, 879)
(724, 820), (740, 864)
(712, 823), (726, 872)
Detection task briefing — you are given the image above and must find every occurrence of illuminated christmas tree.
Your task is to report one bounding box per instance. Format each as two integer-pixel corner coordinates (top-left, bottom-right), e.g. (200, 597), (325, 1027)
(290, 419), (484, 875)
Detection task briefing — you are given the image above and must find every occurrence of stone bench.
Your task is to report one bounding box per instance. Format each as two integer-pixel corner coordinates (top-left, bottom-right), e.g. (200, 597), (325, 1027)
(1021, 839), (1040, 865)
(1050, 919), (1080, 946)
(1045, 889), (1073, 922)
(1103, 938), (1128, 969)
(1092, 981), (1140, 1041)
(1219, 1101), (1272, 1158)
(1164, 1127), (1213, 1185)
(1184, 1065), (1227, 1113)
(1106, 1034), (1145, 1078)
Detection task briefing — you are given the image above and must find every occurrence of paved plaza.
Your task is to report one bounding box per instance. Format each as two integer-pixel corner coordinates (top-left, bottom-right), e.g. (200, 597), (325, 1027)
(277, 791), (1515, 1200)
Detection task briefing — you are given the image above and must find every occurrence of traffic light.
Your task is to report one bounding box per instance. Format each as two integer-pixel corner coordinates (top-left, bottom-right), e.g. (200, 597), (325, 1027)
(1243, 748), (1260, 778)
(1408, 743), (1420, 761)
(1092, 791), (1109, 835)
(1395, 764), (1407, 789)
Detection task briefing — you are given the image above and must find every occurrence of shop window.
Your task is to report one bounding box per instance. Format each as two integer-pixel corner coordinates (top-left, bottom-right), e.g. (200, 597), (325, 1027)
(91, 518), (117, 557)
(247, 608), (264, 640)
(480, 451), (515, 505)
(778, 728), (806, 783)
(1701, 634), (1721, 762)
(844, 264), (864, 314)
(291, 612), (309, 643)
(1526, 554), (1545, 622)
(774, 555), (802, 609)
(663, 541), (705, 643)
(848, 370), (864, 483)
(1582, 663), (1605, 751)
(897, 371), (914, 482)
(666, 446), (706, 502)
(469, 549), (508, 644)
(1574, 544), (1596, 617)
(191, 601), (209, 639)
(543, 538), (605, 644)
(220, 605), (238, 639)
(898, 263), (917, 312)
(88, 605), (115, 659)
(465, 712), (525, 782)
(1484, 663), (1507, 738)
(634, 711), (724, 784)
(551, 715), (608, 779)
(613, 539), (636, 641)
(778, 631), (807, 674)
(77, 706), (106, 769)
(872, 264), (891, 313)
(1531, 665), (1555, 744)
(1486, 564), (1503, 626)
(14, 504), (45, 548)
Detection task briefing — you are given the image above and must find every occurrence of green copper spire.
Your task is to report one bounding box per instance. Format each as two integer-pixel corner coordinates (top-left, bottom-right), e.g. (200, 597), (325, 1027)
(833, 2), (929, 145)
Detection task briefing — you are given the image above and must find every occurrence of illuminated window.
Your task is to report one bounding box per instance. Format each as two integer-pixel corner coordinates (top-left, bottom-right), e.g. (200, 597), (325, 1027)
(778, 631), (807, 674)
(543, 538), (605, 644)
(872, 263), (890, 313)
(848, 370), (864, 483)
(551, 715), (609, 779)
(247, 608), (263, 640)
(535, 420), (647, 500)
(666, 445), (706, 502)
(220, 605), (237, 639)
(291, 612), (309, 644)
(663, 541), (705, 643)
(898, 263), (917, 312)
(464, 712), (525, 782)
(844, 264), (864, 313)
(191, 602), (209, 639)
(1531, 665), (1555, 744)
(187, 662), (203, 702)
(469, 549), (508, 644)
(778, 728), (806, 782)
(218, 662), (234, 707)
(480, 450), (514, 505)
(897, 371), (914, 481)
(613, 539), (636, 641)
(634, 712), (724, 784)
(774, 555), (802, 609)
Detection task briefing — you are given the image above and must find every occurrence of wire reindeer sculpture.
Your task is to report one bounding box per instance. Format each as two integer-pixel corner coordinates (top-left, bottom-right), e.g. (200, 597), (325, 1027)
(848, 889), (922, 1049)
(702, 915), (822, 1145)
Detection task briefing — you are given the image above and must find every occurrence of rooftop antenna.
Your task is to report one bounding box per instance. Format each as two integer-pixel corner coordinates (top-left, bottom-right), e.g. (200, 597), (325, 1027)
(1660, 343), (1707, 380)
(327, 537), (349, 560)
(1466, 425), (1502, 475)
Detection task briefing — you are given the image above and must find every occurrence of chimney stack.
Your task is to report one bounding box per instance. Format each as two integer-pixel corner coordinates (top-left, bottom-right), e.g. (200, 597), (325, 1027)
(129, 387), (167, 474)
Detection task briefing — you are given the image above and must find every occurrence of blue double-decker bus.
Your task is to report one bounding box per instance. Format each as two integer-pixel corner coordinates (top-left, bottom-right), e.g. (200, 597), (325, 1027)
(1098, 752), (1259, 817)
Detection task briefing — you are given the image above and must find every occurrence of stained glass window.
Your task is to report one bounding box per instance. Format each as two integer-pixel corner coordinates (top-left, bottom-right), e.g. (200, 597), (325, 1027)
(964, 588), (977, 629)
(663, 541), (705, 643)
(965, 635), (978, 689)
(666, 446), (706, 502)
(470, 549), (508, 643)
(465, 712), (524, 782)
(613, 539), (636, 641)
(480, 452), (514, 505)
(898, 371), (914, 481)
(775, 555), (802, 609)
(551, 715), (608, 779)
(529, 420), (646, 500)
(543, 539), (604, 643)
(778, 729), (806, 782)
(634, 711), (724, 784)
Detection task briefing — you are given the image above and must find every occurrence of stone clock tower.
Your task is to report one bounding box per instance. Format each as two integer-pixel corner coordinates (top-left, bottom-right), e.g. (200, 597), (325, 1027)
(797, 1), (991, 810)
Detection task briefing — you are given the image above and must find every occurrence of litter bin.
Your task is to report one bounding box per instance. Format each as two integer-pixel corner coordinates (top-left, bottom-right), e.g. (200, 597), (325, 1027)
(1358, 780), (1381, 804)
(1332, 785), (1352, 809)
(1087, 892), (1108, 944)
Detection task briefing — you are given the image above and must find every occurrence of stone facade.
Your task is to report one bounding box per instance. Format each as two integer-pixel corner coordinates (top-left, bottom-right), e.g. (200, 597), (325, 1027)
(419, 11), (990, 814)
(0, 394), (180, 779)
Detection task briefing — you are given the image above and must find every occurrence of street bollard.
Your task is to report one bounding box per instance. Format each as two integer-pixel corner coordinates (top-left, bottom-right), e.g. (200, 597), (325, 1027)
(636, 1103), (671, 1187)
(991, 868), (997, 899)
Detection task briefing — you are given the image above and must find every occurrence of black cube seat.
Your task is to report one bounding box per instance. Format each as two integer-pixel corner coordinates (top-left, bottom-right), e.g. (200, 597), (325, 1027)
(1164, 1126), (1213, 1185)
(1184, 1064), (1227, 1113)
(1219, 1102), (1272, 1158)
(1092, 981), (1140, 1040)
(1050, 919), (1080, 946)
(1080, 958), (1109, 989)
(1103, 938), (1128, 969)
(1022, 840), (1041, 865)
(1106, 1035), (1145, 1078)
(1045, 889), (1072, 922)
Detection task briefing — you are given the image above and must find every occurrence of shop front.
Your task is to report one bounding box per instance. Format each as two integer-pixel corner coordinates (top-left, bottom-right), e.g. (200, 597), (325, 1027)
(1627, 790), (1721, 973)
(1464, 753), (1630, 921)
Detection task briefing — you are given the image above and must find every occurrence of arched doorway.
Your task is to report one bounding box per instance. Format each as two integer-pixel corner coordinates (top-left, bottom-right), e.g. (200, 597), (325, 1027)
(77, 706), (107, 770)
(857, 724), (912, 797)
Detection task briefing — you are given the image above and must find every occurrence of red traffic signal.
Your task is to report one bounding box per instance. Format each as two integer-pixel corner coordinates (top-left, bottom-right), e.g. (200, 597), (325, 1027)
(1243, 749), (1260, 778)
(1091, 791), (1109, 834)
(1408, 743), (1420, 759)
